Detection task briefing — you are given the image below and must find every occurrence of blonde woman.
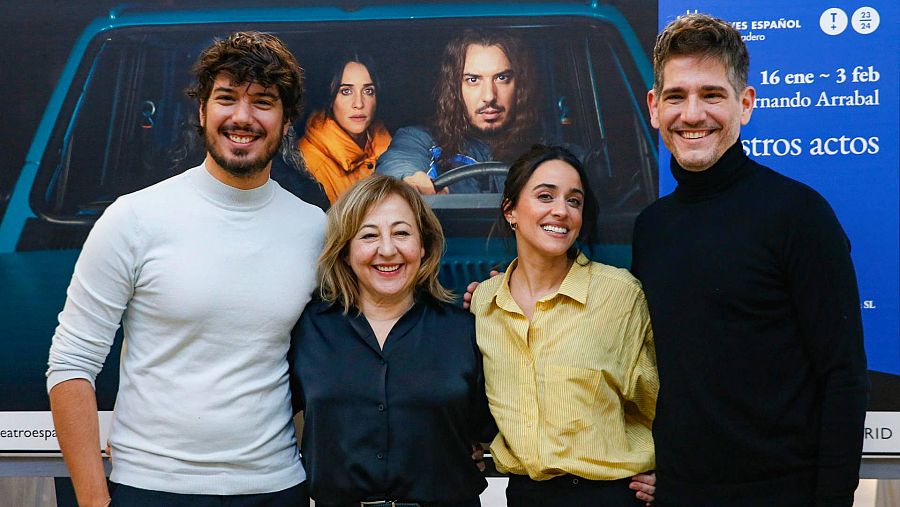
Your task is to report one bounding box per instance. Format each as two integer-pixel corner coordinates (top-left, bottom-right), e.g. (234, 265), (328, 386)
(289, 175), (494, 507)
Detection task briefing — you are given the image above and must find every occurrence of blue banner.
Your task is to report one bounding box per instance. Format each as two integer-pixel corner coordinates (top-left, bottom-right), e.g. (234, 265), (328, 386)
(657, 1), (899, 376)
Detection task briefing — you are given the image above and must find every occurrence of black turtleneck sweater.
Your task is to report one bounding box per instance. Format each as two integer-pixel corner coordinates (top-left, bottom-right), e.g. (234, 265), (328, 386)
(632, 141), (868, 507)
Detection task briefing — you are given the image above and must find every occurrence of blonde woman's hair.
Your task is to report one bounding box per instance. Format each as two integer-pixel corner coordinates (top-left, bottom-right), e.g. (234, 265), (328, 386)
(318, 175), (453, 313)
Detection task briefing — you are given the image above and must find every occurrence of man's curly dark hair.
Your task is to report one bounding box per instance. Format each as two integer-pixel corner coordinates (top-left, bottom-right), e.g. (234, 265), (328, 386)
(186, 31), (305, 135)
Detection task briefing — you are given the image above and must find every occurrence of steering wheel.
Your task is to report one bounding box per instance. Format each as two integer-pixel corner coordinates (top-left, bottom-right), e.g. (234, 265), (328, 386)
(432, 161), (510, 192)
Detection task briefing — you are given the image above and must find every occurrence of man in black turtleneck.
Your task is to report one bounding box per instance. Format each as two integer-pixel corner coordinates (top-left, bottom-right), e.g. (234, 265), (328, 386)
(630, 14), (868, 507)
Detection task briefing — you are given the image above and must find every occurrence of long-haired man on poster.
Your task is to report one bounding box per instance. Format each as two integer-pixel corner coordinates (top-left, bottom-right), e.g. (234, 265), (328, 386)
(377, 29), (539, 194)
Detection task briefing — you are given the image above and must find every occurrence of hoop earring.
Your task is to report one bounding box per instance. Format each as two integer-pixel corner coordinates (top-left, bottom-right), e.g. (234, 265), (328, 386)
(508, 222), (517, 230)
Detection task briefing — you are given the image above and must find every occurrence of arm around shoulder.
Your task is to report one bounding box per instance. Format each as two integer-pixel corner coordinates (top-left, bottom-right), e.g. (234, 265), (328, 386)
(467, 283), (486, 316)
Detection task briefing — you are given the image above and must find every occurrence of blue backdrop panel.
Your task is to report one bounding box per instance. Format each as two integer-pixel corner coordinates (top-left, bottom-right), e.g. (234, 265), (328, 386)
(657, 1), (899, 376)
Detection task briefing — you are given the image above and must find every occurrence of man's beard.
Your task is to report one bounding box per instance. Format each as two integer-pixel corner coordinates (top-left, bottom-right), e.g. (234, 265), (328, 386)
(471, 123), (507, 139)
(469, 103), (512, 140)
(205, 127), (282, 178)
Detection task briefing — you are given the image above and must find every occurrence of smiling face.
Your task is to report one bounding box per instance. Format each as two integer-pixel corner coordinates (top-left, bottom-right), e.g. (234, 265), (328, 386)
(349, 193), (425, 309)
(461, 44), (516, 136)
(648, 55), (755, 172)
(200, 73), (288, 186)
(332, 62), (377, 143)
(505, 159), (584, 261)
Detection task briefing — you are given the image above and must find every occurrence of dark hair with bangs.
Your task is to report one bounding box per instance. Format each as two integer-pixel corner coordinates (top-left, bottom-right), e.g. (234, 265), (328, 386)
(186, 31), (305, 135)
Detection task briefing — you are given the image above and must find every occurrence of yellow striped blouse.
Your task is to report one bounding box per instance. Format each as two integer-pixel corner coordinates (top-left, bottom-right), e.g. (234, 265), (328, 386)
(470, 254), (658, 480)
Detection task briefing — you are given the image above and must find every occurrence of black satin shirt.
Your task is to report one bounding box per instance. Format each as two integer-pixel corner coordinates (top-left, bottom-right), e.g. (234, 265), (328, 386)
(289, 294), (495, 505)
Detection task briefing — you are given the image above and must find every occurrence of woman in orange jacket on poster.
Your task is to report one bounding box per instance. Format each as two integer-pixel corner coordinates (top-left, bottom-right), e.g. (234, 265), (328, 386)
(300, 53), (391, 204)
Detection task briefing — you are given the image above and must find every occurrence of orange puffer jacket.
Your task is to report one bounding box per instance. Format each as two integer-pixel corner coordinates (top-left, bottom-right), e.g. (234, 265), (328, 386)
(299, 111), (392, 203)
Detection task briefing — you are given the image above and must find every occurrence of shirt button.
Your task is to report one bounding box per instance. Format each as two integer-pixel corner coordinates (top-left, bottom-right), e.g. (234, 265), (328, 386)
(377, 452), (384, 460)
(377, 403), (385, 412)
(572, 478), (579, 485)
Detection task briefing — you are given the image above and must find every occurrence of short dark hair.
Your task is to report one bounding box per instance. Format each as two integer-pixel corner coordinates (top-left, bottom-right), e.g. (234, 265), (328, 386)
(499, 145), (597, 260)
(326, 52), (380, 117)
(186, 31), (304, 128)
(653, 13), (749, 95)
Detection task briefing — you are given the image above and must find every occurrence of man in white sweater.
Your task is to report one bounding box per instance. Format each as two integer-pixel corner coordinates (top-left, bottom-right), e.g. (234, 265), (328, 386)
(47, 32), (325, 507)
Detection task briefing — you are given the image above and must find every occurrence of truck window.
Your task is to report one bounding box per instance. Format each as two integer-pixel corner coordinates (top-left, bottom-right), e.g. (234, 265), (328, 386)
(28, 19), (655, 255)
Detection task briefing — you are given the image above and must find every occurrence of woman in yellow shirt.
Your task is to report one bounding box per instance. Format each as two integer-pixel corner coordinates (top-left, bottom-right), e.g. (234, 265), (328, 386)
(299, 53), (391, 204)
(469, 145), (658, 506)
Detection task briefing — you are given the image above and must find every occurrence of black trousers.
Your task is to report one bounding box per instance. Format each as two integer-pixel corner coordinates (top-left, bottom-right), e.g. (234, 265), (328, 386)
(506, 474), (644, 507)
(317, 497), (480, 507)
(108, 481), (308, 507)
